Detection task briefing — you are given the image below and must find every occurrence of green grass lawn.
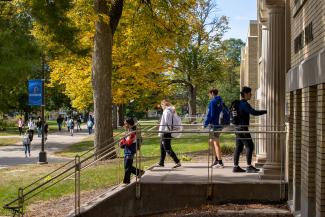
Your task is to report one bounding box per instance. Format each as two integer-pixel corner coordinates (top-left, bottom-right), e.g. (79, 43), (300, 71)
(0, 120), (59, 137)
(0, 159), (156, 216)
(55, 134), (236, 159)
(0, 138), (21, 146)
(0, 133), (236, 216)
(0, 126), (20, 136)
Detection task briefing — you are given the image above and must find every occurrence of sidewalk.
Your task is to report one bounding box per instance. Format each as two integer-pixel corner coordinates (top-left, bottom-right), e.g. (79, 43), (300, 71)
(0, 130), (92, 168)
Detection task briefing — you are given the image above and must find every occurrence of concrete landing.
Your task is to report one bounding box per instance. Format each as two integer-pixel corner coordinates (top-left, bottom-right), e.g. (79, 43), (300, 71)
(142, 162), (281, 184)
(76, 162), (287, 217)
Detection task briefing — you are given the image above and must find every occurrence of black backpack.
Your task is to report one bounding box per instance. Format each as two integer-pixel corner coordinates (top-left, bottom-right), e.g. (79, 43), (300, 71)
(230, 100), (241, 125)
(219, 103), (231, 126)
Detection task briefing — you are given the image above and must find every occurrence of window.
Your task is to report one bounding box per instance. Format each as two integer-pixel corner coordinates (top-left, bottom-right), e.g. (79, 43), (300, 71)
(293, 0), (307, 17)
(294, 33), (304, 54)
(304, 22), (313, 45)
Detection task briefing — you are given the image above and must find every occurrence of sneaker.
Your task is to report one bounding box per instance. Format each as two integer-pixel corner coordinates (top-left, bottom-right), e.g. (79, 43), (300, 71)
(210, 160), (218, 167)
(214, 163), (224, 168)
(121, 183), (129, 187)
(156, 163), (164, 167)
(173, 163), (181, 168)
(246, 166), (260, 173)
(137, 170), (145, 177)
(233, 166), (246, 173)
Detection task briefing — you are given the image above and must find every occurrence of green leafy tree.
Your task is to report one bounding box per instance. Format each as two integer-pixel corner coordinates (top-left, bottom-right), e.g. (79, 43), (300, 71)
(0, 1), (41, 113)
(170, 0), (229, 116)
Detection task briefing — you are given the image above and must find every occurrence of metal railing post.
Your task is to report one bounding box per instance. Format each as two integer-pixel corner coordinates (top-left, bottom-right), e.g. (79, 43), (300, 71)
(135, 125), (141, 199)
(207, 127), (213, 200)
(75, 155), (80, 216)
(18, 187), (24, 216)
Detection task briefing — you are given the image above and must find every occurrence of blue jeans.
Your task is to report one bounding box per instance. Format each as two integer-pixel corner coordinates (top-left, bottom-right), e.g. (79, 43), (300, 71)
(37, 128), (42, 137)
(88, 127), (92, 135)
(24, 144), (30, 155)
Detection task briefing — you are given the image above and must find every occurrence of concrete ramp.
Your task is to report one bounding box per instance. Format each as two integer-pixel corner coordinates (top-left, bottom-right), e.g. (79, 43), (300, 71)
(76, 163), (286, 217)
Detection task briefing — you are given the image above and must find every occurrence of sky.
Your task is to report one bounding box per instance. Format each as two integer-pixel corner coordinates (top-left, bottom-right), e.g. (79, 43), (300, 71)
(216, 0), (257, 42)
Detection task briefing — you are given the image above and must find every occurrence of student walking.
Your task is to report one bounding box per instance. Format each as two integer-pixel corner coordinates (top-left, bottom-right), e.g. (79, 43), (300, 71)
(232, 86), (267, 173)
(36, 117), (42, 138)
(87, 115), (94, 135)
(204, 89), (224, 168)
(68, 117), (75, 136)
(18, 117), (24, 136)
(119, 118), (144, 185)
(57, 115), (64, 132)
(157, 99), (181, 168)
(27, 118), (35, 142)
(76, 116), (82, 132)
(23, 131), (31, 157)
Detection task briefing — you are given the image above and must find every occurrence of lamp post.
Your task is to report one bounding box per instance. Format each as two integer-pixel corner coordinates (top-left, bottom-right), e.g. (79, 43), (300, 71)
(38, 55), (47, 164)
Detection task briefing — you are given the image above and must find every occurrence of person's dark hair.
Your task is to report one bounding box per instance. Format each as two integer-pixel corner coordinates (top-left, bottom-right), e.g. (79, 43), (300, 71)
(209, 88), (218, 96)
(240, 86), (252, 97)
(125, 117), (134, 126)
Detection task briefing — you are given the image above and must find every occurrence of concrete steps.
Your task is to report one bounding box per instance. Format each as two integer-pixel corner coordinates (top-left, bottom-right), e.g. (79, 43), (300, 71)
(75, 163), (287, 217)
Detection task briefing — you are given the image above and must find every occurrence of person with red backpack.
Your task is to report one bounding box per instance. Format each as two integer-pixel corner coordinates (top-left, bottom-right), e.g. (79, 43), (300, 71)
(204, 89), (225, 168)
(119, 118), (144, 185)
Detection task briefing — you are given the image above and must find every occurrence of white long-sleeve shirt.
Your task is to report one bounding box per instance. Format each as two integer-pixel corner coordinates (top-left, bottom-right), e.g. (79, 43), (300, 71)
(158, 107), (174, 137)
(28, 121), (35, 130)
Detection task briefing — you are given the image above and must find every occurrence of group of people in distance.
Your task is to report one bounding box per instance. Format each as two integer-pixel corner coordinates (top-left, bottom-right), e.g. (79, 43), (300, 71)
(20, 117), (49, 158)
(119, 85), (267, 185)
(56, 114), (95, 136)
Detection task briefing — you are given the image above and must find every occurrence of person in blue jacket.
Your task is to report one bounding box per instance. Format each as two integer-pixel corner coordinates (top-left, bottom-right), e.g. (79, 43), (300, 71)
(204, 89), (224, 168)
(233, 86), (267, 173)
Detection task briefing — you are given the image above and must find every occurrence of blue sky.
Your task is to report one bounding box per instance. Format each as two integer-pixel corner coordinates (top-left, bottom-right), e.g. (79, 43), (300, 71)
(216, 0), (257, 42)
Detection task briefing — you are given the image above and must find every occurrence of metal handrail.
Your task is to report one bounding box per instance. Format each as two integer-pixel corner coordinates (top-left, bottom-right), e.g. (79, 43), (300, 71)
(3, 124), (288, 216)
(3, 130), (134, 216)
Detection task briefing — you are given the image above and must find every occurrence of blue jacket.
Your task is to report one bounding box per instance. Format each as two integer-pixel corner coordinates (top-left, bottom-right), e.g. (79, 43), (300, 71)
(238, 99), (267, 127)
(204, 96), (223, 128)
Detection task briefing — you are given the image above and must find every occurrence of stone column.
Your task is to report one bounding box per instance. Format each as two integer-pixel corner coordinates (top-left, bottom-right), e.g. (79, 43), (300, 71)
(301, 86), (317, 217)
(256, 25), (269, 167)
(316, 84), (325, 217)
(260, 5), (286, 179)
(293, 90), (302, 211)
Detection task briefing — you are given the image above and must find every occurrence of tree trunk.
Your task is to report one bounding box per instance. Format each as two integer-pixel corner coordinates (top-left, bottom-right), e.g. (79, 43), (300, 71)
(112, 105), (118, 129)
(118, 104), (124, 127)
(92, 0), (123, 157)
(188, 85), (197, 121)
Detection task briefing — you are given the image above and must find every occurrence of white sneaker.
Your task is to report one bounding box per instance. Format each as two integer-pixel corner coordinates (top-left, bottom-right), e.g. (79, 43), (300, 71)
(213, 163), (224, 168)
(173, 163), (181, 168)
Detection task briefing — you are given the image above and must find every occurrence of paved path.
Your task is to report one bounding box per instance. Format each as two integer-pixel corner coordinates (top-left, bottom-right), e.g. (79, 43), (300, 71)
(0, 130), (93, 168)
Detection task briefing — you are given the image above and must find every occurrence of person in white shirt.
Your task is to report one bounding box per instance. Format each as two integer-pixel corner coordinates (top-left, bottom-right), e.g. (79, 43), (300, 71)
(27, 118), (35, 142)
(157, 99), (181, 168)
(18, 118), (24, 136)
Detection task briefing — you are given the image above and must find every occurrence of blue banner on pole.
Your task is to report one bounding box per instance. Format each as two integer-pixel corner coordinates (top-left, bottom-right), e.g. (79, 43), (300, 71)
(28, 80), (43, 106)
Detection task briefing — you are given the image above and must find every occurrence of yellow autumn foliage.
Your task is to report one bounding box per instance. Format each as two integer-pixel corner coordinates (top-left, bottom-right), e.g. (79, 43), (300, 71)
(31, 0), (195, 111)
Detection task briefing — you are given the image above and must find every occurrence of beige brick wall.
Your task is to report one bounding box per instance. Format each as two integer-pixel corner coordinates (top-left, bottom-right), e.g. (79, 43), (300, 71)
(286, 92), (294, 201)
(291, 0), (325, 67)
(292, 89), (302, 210)
(316, 84), (325, 217)
(300, 86), (317, 217)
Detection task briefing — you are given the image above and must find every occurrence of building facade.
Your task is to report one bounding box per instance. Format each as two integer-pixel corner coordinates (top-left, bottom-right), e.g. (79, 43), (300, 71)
(241, 0), (325, 217)
(240, 20), (259, 114)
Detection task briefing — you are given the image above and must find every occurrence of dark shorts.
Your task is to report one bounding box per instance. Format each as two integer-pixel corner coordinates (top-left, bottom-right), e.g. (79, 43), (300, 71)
(210, 127), (222, 139)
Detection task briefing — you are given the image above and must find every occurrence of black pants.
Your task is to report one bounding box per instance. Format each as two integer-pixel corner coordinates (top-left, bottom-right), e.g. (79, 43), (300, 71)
(234, 130), (254, 166)
(124, 156), (142, 184)
(159, 133), (180, 165)
(19, 127), (23, 135)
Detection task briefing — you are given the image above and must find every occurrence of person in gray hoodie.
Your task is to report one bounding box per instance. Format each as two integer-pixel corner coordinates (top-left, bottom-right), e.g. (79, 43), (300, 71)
(157, 99), (181, 168)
